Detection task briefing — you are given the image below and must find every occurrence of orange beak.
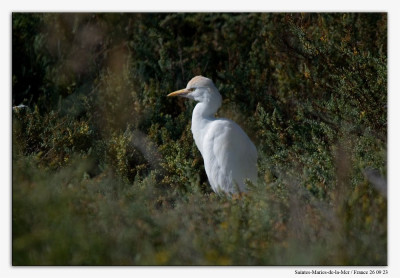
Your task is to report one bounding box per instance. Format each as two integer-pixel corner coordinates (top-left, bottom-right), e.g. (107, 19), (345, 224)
(167, 88), (190, 97)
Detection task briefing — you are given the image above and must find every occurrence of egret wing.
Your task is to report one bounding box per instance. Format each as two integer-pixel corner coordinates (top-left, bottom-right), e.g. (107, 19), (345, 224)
(203, 119), (257, 193)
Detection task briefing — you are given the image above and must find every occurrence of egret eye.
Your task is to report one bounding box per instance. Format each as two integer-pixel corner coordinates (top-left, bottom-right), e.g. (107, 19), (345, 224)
(188, 88), (195, 92)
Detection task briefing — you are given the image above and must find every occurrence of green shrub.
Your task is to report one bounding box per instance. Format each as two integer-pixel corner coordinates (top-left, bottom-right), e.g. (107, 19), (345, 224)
(13, 106), (93, 169)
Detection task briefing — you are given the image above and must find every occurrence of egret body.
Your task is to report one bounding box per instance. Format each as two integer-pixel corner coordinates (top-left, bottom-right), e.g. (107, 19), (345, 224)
(168, 76), (257, 194)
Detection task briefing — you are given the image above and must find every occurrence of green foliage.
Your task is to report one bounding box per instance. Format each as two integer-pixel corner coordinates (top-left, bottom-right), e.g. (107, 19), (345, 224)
(13, 106), (93, 169)
(12, 13), (386, 265)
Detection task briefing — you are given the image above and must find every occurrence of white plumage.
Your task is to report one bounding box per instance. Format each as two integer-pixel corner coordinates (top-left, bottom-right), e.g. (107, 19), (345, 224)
(168, 76), (257, 194)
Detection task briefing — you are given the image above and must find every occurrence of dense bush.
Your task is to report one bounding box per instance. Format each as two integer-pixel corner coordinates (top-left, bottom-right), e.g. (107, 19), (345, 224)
(12, 13), (387, 265)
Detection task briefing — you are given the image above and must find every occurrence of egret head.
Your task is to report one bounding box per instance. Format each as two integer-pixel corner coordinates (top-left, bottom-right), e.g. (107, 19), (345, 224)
(168, 76), (221, 105)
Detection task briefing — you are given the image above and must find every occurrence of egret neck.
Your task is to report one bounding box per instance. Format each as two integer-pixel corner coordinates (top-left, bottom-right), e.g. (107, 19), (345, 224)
(191, 89), (222, 155)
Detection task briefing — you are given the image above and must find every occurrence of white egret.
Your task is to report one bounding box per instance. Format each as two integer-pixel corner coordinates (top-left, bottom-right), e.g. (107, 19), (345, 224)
(168, 76), (257, 194)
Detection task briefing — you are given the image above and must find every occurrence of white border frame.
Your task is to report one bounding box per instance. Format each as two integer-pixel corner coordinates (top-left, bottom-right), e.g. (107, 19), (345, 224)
(2, 1), (399, 277)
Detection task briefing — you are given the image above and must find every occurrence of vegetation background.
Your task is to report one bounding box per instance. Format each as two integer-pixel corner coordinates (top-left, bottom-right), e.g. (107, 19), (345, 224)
(12, 13), (387, 265)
